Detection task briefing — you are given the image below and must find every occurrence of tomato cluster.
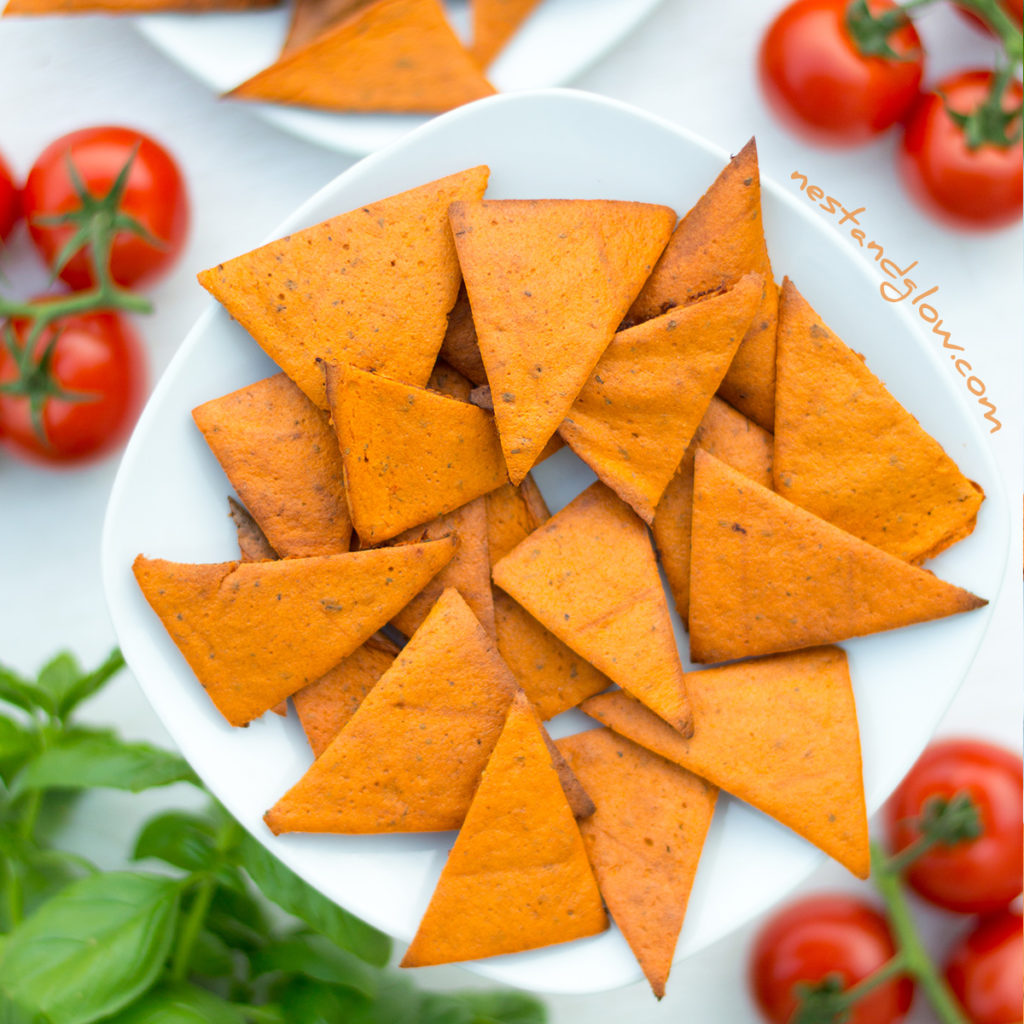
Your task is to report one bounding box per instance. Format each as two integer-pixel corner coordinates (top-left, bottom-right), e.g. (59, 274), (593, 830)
(0, 127), (188, 466)
(759, 0), (1024, 229)
(750, 739), (1024, 1024)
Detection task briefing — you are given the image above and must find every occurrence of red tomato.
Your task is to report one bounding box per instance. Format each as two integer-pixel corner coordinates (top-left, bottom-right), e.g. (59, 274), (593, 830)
(944, 910), (1023, 1024)
(899, 71), (1023, 229)
(954, 0), (1024, 35)
(22, 126), (188, 290)
(0, 310), (146, 466)
(749, 894), (914, 1024)
(759, 0), (924, 146)
(0, 152), (19, 242)
(885, 739), (1023, 914)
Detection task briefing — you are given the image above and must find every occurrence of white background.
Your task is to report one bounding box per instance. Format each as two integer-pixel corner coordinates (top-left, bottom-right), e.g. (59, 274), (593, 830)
(0, 1), (1020, 1021)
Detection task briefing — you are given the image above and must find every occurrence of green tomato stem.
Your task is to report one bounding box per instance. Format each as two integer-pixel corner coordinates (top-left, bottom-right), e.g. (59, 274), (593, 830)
(946, 0), (1024, 63)
(870, 842), (969, 1024)
(839, 951), (910, 1002)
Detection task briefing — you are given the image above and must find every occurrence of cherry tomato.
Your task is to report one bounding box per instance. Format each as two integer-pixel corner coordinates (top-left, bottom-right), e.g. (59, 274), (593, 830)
(759, 0), (924, 146)
(0, 152), (19, 242)
(899, 71), (1023, 229)
(954, 0), (1023, 35)
(22, 126), (188, 290)
(885, 739), (1023, 914)
(749, 894), (914, 1024)
(945, 910), (1023, 1024)
(0, 310), (146, 466)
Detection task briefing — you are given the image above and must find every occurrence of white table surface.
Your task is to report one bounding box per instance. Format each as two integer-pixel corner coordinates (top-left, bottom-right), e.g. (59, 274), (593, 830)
(0, 3), (1020, 1020)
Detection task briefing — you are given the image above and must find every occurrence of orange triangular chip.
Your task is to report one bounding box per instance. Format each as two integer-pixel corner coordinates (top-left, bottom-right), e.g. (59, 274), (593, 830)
(194, 374), (351, 557)
(132, 538), (455, 727)
(230, 0), (496, 114)
(560, 274), (762, 523)
(4, 0), (272, 12)
(401, 692), (607, 966)
(557, 728), (717, 997)
(450, 198), (676, 483)
(391, 496), (496, 638)
(626, 139), (777, 429)
(198, 166), (489, 409)
(470, 0), (542, 65)
(774, 279), (984, 563)
(582, 647), (870, 878)
(439, 286), (487, 386)
(652, 396), (773, 622)
(281, 0), (371, 55)
(426, 358), (473, 402)
(492, 481), (691, 734)
(486, 480), (611, 719)
(228, 497), (277, 562)
(689, 451), (986, 664)
(292, 634), (399, 756)
(264, 589), (516, 834)
(326, 364), (508, 543)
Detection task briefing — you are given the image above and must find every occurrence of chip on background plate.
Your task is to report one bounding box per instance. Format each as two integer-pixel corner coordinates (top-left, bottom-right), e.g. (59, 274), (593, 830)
(626, 138), (778, 431)
(449, 197), (676, 483)
(560, 273), (762, 523)
(230, 0), (497, 114)
(688, 451), (987, 664)
(469, 0), (543, 66)
(401, 692), (607, 967)
(492, 481), (692, 735)
(198, 165), (489, 409)
(773, 278), (984, 564)
(557, 727), (718, 999)
(582, 646), (870, 878)
(652, 395), (773, 623)
(132, 538), (455, 727)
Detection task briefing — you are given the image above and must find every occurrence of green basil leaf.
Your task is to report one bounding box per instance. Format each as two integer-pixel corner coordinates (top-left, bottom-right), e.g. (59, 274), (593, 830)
(450, 991), (547, 1024)
(53, 650), (124, 720)
(0, 717), (37, 787)
(100, 983), (245, 1024)
(204, 883), (272, 953)
(0, 871), (180, 1024)
(12, 733), (197, 796)
(417, 994), (474, 1024)
(237, 836), (391, 966)
(0, 665), (42, 717)
(250, 932), (377, 997)
(0, 992), (50, 1024)
(133, 812), (216, 872)
(187, 929), (235, 980)
(278, 979), (367, 1023)
(34, 655), (81, 720)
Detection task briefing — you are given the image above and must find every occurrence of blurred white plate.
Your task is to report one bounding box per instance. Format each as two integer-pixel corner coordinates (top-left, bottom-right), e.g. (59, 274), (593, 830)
(135, 0), (665, 154)
(102, 89), (1008, 995)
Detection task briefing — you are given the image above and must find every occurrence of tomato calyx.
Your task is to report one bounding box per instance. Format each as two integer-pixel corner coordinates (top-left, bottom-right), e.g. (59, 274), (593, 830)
(887, 790), (983, 871)
(0, 322), (93, 445)
(845, 0), (919, 60)
(940, 65), (1024, 149)
(792, 957), (911, 1024)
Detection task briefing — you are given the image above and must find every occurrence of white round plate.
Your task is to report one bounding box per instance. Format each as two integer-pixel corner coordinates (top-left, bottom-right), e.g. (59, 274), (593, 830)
(102, 89), (1009, 995)
(135, 0), (665, 154)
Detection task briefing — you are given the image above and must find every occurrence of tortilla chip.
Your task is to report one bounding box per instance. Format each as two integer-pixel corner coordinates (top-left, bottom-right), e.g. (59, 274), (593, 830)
(626, 139), (778, 429)
(401, 692), (607, 966)
(486, 481), (611, 718)
(132, 538), (455, 727)
(228, 497), (277, 562)
(194, 374), (351, 557)
(427, 359), (473, 402)
(281, 0), (371, 55)
(652, 396), (773, 622)
(560, 274), (762, 523)
(292, 634), (399, 756)
(326, 364), (508, 543)
(230, 0), (497, 114)
(689, 451), (987, 664)
(557, 728), (717, 997)
(450, 198), (676, 483)
(470, 0), (542, 65)
(581, 646), (870, 878)
(544, 731), (596, 820)
(4, 0), (272, 12)
(492, 481), (691, 734)
(439, 286), (488, 386)
(265, 588), (516, 834)
(198, 166), (489, 409)
(391, 496), (496, 639)
(774, 279), (984, 564)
